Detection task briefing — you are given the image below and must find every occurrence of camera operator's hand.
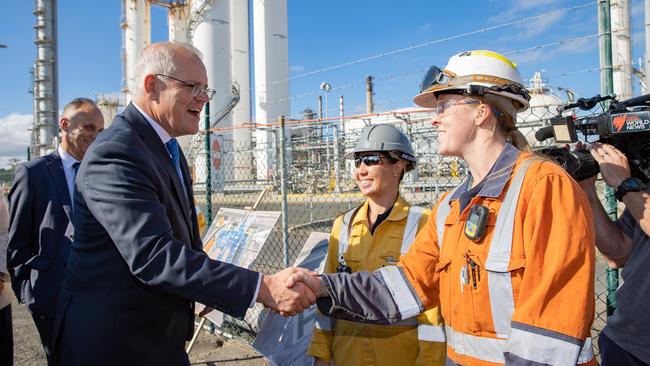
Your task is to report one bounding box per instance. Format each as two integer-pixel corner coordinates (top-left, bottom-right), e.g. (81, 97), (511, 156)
(589, 143), (631, 188)
(574, 142), (597, 194)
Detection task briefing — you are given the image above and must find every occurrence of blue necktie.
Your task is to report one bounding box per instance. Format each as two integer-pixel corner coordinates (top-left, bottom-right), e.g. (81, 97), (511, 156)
(72, 162), (80, 175)
(165, 138), (181, 174)
(165, 138), (187, 196)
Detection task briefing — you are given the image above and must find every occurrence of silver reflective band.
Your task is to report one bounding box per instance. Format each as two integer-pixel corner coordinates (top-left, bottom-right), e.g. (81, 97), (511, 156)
(435, 186), (460, 249)
(445, 325), (507, 363)
(418, 324), (446, 342)
(337, 209), (356, 261)
(486, 158), (536, 338)
(378, 266), (421, 319)
(485, 159), (535, 272)
(505, 325), (591, 366)
(401, 206), (425, 254)
(314, 312), (332, 331)
(578, 337), (595, 363)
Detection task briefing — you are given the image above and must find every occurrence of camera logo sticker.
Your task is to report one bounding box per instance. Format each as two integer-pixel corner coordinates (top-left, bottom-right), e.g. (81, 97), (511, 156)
(612, 114), (627, 132)
(612, 112), (650, 133)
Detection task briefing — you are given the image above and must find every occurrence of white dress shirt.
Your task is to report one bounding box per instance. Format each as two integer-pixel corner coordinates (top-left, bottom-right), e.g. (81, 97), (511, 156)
(58, 145), (81, 205)
(131, 102), (261, 308)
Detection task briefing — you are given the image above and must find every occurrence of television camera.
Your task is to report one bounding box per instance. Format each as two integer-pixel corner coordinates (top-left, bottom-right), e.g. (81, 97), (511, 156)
(535, 93), (650, 182)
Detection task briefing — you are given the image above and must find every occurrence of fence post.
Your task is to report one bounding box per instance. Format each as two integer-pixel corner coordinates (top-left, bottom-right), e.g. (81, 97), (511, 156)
(204, 102), (212, 224)
(598, 0), (618, 316)
(279, 116), (290, 268)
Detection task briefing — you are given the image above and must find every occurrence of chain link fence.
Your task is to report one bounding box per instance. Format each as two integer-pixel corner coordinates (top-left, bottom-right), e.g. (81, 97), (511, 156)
(190, 100), (618, 358)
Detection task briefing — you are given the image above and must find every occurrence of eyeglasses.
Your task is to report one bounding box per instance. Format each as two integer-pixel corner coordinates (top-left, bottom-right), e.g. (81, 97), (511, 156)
(354, 154), (397, 168)
(155, 74), (216, 100)
(433, 99), (480, 116)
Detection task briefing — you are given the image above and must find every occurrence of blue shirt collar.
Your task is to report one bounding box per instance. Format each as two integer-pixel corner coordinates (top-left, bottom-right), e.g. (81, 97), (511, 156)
(450, 143), (521, 202)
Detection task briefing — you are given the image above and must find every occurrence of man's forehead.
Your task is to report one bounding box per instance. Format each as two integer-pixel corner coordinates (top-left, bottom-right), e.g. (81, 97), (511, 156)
(172, 57), (208, 83)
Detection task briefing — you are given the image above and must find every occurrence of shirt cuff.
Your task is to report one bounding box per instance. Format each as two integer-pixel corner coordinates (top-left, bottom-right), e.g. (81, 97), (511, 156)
(249, 272), (262, 308)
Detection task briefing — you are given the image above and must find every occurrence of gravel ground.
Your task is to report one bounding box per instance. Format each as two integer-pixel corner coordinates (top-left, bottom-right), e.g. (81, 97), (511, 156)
(9, 295), (267, 366)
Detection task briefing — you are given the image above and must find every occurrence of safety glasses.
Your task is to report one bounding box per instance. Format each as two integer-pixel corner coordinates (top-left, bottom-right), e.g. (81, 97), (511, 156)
(433, 99), (481, 116)
(354, 154), (397, 168)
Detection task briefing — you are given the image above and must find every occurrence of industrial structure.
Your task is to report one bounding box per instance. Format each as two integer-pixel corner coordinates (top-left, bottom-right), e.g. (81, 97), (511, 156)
(31, 0), (59, 158)
(28, 0), (640, 190)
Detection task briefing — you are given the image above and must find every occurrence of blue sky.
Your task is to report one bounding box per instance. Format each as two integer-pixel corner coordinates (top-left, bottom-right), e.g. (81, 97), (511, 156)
(0, 0), (646, 165)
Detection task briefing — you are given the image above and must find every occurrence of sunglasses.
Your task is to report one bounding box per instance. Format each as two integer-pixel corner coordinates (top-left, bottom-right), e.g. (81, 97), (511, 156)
(354, 154), (397, 168)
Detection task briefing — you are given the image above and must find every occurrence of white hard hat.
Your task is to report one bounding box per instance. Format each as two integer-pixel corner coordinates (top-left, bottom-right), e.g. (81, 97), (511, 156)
(414, 50), (530, 112)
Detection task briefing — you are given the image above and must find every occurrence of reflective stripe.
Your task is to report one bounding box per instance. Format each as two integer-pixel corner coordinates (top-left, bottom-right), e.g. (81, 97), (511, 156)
(446, 325), (507, 363)
(505, 322), (592, 366)
(418, 324), (446, 342)
(435, 186), (461, 249)
(401, 206), (425, 254)
(485, 159), (534, 271)
(578, 337), (595, 363)
(378, 266), (421, 319)
(486, 271), (514, 339)
(337, 209), (356, 259)
(486, 159), (536, 337)
(314, 312), (332, 331)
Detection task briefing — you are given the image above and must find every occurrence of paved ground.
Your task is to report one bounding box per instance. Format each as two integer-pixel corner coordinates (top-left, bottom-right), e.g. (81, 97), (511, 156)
(9, 295), (267, 365)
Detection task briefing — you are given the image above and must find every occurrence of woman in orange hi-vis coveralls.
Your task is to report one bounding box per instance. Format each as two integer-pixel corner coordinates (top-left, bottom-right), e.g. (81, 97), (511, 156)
(291, 50), (597, 366)
(308, 124), (446, 366)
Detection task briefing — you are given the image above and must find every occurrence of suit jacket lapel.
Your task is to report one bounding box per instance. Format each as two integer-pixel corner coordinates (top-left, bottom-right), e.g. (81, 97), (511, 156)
(123, 104), (194, 235)
(46, 151), (73, 221)
(178, 150), (198, 245)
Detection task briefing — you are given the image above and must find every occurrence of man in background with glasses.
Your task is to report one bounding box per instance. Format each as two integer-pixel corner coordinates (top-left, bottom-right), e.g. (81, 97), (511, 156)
(53, 42), (315, 365)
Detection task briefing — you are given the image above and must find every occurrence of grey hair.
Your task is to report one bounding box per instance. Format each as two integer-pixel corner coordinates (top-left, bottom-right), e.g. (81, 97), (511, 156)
(131, 42), (203, 96)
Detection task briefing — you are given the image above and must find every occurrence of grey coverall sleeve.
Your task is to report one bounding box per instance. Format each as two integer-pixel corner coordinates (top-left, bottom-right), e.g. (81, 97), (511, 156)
(315, 266), (424, 324)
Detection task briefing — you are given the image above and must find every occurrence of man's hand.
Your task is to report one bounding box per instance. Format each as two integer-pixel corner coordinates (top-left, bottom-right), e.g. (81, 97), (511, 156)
(256, 267), (316, 316)
(589, 143), (631, 188)
(285, 270), (327, 298)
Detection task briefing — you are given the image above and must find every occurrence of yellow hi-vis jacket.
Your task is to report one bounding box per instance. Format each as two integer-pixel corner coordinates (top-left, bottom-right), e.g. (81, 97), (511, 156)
(308, 196), (446, 366)
(399, 152), (597, 365)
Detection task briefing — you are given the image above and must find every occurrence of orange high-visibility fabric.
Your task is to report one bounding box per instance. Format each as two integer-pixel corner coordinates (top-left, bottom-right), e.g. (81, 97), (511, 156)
(309, 196), (446, 365)
(399, 154), (597, 366)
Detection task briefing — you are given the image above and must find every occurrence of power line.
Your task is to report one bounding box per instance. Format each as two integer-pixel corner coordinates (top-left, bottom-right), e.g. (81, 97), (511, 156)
(206, 2), (595, 104)
(270, 2), (595, 86)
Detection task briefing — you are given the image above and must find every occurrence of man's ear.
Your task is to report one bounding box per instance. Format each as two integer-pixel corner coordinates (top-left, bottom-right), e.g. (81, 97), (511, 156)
(59, 117), (69, 132)
(143, 74), (157, 96)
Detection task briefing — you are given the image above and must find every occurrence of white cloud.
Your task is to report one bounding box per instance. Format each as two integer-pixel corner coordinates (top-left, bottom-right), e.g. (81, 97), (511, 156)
(0, 113), (32, 168)
(290, 65), (305, 72)
(417, 22), (432, 33)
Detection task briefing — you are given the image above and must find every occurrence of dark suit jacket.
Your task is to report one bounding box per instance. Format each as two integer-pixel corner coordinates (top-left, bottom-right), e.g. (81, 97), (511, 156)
(54, 103), (259, 365)
(7, 151), (74, 319)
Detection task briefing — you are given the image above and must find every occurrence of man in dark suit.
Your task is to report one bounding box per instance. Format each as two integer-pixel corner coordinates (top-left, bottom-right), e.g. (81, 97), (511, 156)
(53, 42), (314, 365)
(7, 98), (104, 362)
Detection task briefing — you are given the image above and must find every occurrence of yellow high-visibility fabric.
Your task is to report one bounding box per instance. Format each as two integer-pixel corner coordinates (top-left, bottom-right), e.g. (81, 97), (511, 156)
(308, 196), (446, 366)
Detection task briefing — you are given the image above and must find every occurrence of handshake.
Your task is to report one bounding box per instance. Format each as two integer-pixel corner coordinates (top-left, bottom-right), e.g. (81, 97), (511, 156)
(256, 267), (327, 317)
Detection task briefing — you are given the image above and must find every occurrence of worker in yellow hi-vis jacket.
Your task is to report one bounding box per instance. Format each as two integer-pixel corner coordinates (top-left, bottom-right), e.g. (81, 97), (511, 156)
(308, 124), (446, 366)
